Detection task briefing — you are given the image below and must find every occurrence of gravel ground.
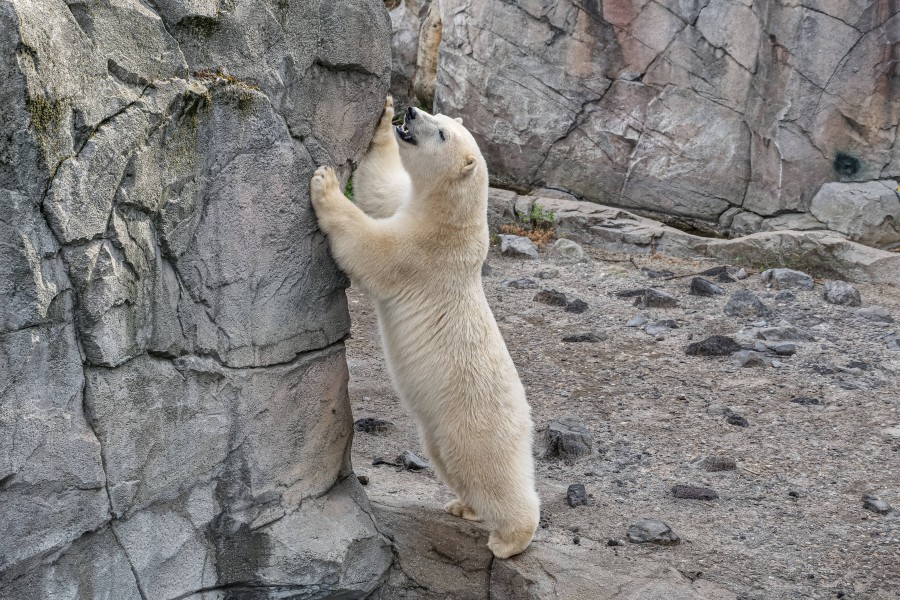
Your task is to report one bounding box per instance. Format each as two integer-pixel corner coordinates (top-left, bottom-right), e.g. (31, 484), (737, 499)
(346, 244), (900, 600)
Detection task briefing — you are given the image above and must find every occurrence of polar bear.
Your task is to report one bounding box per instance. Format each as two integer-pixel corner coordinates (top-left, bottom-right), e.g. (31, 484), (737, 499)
(310, 97), (540, 559)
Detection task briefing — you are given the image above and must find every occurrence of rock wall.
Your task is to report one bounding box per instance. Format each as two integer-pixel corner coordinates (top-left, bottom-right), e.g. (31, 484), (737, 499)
(0, 0), (393, 597)
(395, 0), (900, 245)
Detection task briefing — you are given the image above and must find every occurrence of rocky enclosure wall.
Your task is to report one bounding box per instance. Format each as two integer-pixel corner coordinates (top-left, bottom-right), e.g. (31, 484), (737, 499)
(391, 0), (900, 246)
(0, 0), (393, 597)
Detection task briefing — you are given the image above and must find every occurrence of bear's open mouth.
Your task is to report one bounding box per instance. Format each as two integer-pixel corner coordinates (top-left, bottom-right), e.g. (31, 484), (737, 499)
(395, 120), (417, 145)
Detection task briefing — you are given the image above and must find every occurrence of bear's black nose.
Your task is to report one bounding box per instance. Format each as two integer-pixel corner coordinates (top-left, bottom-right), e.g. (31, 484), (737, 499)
(406, 106), (416, 120)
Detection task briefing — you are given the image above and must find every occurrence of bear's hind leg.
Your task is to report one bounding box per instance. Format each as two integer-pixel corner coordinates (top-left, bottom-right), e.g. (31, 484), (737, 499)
(353, 95), (411, 218)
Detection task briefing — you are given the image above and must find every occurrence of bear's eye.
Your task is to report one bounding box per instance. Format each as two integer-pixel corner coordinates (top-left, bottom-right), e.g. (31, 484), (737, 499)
(438, 130), (445, 141)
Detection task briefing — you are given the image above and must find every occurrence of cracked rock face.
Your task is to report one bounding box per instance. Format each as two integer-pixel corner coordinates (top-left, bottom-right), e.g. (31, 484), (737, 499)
(0, 0), (393, 597)
(427, 0), (900, 244)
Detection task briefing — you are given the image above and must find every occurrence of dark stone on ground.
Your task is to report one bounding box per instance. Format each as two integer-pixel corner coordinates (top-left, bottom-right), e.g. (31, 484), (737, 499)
(636, 288), (679, 308)
(616, 288), (648, 298)
(775, 290), (796, 303)
(562, 332), (605, 343)
(501, 277), (538, 289)
(397, 450), (429, 471)
(566, 484), (588, 507)
(700, 456), (737, 472)
(627, 518), (681, 545)
(725, 290), (769, 317)
(690, 277), (725, 296)
(535, 269), (558, 279)
(607, 538), (625, 547)
(700, 266), (737, 283)
(726, 412), (750, 427)
(642, 268), (675, 279)
(862, 495), (893, 515)
(543, 416), (593, 461)
(357, 475), (369, 485)
(355, 418), (395, 434)
(791, 397), (822, 406)
(770, 342), (797, 356)
(481, 262), (492, 276)
(565, 299), (589, 313)
(757, 326), (815, 342)
(685, 335), (743, 356)
(672, 485), (719, 500)
(534, 289), (568, 306)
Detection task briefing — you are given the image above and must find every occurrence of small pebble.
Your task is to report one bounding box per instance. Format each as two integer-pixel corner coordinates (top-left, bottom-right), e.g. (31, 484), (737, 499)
(534, 289), (568, 306)
(672, 484), (719, 500)
(565, 299), (589, 313)
(397, 450), (429, 471)
(567, 483), (588, 507)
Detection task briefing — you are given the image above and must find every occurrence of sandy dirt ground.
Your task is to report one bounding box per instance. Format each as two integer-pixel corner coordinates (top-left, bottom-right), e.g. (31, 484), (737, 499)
(346, 244), (900, 600)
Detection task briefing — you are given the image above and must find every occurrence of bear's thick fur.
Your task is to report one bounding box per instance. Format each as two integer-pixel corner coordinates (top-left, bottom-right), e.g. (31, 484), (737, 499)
(310, 97), (540, 559)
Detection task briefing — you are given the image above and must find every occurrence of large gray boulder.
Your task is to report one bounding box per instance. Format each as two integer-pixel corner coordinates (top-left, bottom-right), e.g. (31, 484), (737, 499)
(0, 0), (393, 597)
(430, 1), (900, 241)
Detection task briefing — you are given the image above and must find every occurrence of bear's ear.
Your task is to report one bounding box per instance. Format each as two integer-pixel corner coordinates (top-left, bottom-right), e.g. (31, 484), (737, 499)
(454, 117), (464, 125)
(461, 154), (478, 175)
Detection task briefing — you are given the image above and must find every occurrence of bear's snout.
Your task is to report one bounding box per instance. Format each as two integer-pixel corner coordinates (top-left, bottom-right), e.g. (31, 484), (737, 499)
(406, 106), (417, 121)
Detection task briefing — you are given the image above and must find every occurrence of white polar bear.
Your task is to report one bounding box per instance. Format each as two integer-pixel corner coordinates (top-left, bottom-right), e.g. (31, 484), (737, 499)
(310, 97), (540, 559)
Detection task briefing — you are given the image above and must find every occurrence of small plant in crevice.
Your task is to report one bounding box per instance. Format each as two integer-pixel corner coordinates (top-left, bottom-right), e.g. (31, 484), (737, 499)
(344, 176), (355, 202)
(497, 203), (557, 247)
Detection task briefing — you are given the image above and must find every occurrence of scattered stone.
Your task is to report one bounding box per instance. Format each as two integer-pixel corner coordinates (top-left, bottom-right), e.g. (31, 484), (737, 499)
(672, 484), (719, 500)
(535, 268), (559, 279)
(481, 262), (493, 276)
(635, 288), (678, 309)
(642, 267), (675, 279)
(499, 234), (539, 258)
(355, 418), (395, 434)
(760, 268), (814, 290)
(626, 315), (648, 327)
(627, 518), (681, 545)
(775, 290), (796, 303)
(551, 238), (584, 262)
(645, 320), (678, 337)
(724, 290), (769, 317)
(565, 299), (589, 314)
(616, 288), (648, 298)
(501, 277), (538, 289)
(534, 289), (568, 306)
(562, 332), (605, 343)
(607, 538), (625, 547)
(734, 268), (748, 280)
(791, 397), (822, 406)
(726, 412), (750, 427)
(700, 456), (737, 472)
(542, 416), (593, 461)
(862, 495), (893, 515)
(357, 475), (369, 486)
(769, 342), (797, 356)
(566, 484), (588, 507)
(397, 451), (429, 471)
(855, 306), (894, 323)
(731, 350), (769, 368)
(886, 334), (900, 351)
(823, 280), (861, 306)
(690, 277), (725, 296)
(685, 335), (743, 356)
(699, 266), (737, 283)
(756, 326), (814, 342)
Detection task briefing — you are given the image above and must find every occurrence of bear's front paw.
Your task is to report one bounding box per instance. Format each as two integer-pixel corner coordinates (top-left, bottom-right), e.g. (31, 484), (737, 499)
(310, 166), (342, 211)
(372, 95), (396, 144)
(445, 499), (482, 521)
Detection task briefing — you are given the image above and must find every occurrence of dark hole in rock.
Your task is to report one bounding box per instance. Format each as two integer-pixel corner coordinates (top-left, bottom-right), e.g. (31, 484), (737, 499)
(833, 152), (860, 178)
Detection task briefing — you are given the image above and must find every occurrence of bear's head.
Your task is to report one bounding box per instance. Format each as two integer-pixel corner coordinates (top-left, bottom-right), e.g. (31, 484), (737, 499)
(395, 106), (487, 204)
